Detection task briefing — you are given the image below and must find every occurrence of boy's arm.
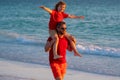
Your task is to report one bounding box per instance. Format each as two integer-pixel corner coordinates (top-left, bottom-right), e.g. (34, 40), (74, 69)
(40, 6), (52, 14)
(68, 14), (84, 19)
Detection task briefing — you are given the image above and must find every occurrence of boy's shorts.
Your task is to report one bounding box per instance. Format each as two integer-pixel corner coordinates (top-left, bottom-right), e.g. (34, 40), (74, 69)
(50, 62), (67, 79)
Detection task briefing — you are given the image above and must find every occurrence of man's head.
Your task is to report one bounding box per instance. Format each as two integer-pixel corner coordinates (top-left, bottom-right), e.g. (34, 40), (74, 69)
(56, 21), (67, 35)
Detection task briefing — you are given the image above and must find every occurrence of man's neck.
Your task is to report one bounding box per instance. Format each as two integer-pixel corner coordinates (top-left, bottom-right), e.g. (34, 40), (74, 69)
(58, 34), (64, 38)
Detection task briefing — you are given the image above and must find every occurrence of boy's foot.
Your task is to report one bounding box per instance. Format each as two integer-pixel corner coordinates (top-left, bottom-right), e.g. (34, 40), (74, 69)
(54, 55), (63, 59)
(74, 51), (82, 57)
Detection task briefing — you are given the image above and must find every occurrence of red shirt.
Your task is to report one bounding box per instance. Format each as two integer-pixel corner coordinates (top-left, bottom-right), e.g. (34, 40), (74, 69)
(49, 10), (69, 30)
(47, 36), (68, 64)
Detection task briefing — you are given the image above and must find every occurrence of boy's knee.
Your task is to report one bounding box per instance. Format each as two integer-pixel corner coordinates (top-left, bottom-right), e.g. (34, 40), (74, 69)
(69, 35), (76, 44)
(52, 36), (59, 44)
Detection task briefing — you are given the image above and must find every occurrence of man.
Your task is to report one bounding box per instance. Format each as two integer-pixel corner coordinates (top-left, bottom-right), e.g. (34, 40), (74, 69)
(45, 21), (82, 80)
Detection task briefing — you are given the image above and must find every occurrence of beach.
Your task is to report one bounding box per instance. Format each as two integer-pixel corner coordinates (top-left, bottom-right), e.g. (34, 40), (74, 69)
(0, 0), (120, 80)
(0, 58), (119, 80)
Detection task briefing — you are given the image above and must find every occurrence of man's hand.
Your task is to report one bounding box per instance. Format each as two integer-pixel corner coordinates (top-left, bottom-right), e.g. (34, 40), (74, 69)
(44, 39), (55, 52)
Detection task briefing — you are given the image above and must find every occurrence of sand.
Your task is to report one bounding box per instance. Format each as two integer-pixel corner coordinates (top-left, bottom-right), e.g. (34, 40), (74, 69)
(0, 58), (119, 80)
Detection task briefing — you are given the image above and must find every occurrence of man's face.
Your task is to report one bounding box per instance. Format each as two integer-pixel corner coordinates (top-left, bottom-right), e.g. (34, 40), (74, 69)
(58, 24), (67, 35)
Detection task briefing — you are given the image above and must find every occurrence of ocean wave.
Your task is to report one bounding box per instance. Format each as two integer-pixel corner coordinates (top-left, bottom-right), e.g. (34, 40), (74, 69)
(0, 31), (45, 46)
(77, 44), (120, 57)
(0, 31), (120, 58)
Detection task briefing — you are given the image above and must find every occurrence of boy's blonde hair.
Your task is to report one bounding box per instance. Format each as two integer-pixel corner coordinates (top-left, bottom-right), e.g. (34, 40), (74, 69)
(54, 1), (66, 11)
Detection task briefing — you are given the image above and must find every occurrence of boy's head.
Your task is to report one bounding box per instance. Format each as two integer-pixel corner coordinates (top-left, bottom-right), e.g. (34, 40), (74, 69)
(54, 1), (66, 12)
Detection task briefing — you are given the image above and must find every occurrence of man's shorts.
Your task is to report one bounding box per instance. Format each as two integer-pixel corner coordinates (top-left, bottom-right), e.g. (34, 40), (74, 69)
(50, 62), (67, 79)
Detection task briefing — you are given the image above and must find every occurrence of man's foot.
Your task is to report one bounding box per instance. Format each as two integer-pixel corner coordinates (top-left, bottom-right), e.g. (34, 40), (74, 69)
(54, 55), (63, 59)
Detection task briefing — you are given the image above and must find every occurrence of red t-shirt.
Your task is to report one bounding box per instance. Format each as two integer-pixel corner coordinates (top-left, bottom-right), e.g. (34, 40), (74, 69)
(49, 10), (69, 30)
(47, 36), (68, 64)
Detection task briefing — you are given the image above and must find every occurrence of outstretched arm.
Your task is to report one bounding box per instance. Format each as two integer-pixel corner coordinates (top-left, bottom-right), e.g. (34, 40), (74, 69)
(39, 6), (52, 14)
(68, 14), (84, 19)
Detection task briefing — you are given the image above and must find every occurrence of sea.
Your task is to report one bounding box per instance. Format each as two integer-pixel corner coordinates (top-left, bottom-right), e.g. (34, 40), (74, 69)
(0, 0), (120, 77)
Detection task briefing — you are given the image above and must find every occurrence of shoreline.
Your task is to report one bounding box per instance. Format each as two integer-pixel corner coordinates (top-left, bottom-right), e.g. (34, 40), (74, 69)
(0, 58), (120, 80)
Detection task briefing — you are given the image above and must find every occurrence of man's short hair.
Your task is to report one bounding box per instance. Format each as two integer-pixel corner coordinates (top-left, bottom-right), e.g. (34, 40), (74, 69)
(56, 21), (66, 28)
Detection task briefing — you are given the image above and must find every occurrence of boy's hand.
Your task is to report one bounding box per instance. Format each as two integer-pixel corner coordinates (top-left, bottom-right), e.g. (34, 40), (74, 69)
(39, 6), (44, 9)
(79, 16), (84, 19)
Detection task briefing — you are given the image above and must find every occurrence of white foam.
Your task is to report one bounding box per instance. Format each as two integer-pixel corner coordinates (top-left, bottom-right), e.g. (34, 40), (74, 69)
(77, 44), (120, 57)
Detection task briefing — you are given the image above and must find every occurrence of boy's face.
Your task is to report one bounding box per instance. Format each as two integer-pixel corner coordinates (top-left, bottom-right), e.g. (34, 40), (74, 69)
(57, 5), (66, 12)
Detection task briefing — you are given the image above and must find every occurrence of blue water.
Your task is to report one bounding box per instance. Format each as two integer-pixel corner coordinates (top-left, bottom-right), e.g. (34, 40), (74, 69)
(0, 0), (120, 77)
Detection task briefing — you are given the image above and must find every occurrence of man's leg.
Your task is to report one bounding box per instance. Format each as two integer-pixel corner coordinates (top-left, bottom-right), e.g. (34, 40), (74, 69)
(50, 63), (67, 80)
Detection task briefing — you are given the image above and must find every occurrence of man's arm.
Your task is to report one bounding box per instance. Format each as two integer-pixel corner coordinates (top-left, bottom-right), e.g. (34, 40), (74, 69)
(67, 44), (73, 52)
(40, 6), (52, 14)
(67, 42), (82, 57)
(44, 39), (54, 52)
(67, 35), (76, 52)
(67, 35), (82, 57)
